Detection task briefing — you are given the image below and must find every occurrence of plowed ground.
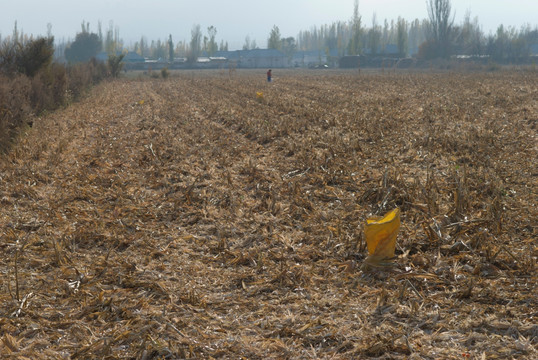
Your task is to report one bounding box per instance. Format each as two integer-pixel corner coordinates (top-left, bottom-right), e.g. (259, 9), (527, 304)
(1, 70), (537, 359)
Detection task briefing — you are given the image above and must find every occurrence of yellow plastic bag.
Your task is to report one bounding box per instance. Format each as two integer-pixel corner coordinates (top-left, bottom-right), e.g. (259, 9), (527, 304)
(362, 208), (400, 269)
(256, 92), (264, 102)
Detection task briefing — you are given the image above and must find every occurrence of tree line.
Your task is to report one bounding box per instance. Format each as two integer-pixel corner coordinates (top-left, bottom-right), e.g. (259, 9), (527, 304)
(2, 0), (536, 65)
(152, 0), (536, 63)
(294, 0), (537, 62)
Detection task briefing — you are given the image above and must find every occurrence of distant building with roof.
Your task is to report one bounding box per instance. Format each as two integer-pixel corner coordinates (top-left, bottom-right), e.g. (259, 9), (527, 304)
(292, 49), (339, 68)
(214, 49), (289, 68)
(95, 51), (145, 63)
(363, 44), (400, 56)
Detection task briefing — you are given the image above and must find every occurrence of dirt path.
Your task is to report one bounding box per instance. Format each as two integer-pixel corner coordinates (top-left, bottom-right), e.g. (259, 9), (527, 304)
(1, 71), (536, 359)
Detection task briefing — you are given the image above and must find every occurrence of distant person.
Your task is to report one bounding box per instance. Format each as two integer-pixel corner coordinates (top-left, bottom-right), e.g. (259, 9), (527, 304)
(267, 69), (272, 82)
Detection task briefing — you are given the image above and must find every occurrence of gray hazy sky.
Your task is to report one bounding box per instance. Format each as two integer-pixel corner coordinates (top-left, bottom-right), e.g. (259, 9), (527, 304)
(1, 0), (536, 49)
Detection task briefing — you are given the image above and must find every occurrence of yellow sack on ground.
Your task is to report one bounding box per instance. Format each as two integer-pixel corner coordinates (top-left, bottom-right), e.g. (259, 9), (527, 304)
(362, 208), (400, 269)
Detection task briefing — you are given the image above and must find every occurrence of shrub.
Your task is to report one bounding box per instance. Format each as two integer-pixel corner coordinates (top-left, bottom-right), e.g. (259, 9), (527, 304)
(29, 63), (69, 113)
(108, 53), (125, 78)
(417, 40), (439, 61)
(49, 64), (69, 105)
(30, 72), (52, 113)
(67, 63), (92, 100)
(161, 67), (170, 78)
(1, 36), (54, 78)
(0, 34), (110, 152)
(88, 57), (108, 84)
(0, 40), (19, 75)
(486, 60), (502, 72)
(17, 37), (55, 77)
(0, 75), (32, 152)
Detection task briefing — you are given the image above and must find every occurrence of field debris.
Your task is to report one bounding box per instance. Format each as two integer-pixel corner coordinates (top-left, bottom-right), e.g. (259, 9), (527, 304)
(362, 208), (400, 270)
(256, 91), (264, 103)
(0, 70), (536, 359)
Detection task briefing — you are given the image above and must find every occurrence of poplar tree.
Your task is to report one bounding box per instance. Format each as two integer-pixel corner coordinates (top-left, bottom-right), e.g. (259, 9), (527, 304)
(348, 0), (362, 55)
(168, 34), (174, 62)
(267, 26), (281, 50)
(427, 0), (455, 58)
(207, 26), (217, 56)
(188, 24), (202, 63)
(397, 17), (408, 57)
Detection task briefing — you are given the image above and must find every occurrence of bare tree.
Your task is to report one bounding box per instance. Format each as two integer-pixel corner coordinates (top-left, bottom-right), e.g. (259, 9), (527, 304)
(396, 17), (408, 57)
(368, 13), (381, 55)
(207, 26), (218, 56)
(458, 11), (484, 55)
(219, 40), (228, 51)
(243, 35), (257, 50)
(243, 35), (252, 50)
(188, 24), (202, 63)
(427, 0), (455, 58)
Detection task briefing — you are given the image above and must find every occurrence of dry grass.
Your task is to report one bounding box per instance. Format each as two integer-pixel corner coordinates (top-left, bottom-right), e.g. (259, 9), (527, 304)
(0, 69), (536, 359)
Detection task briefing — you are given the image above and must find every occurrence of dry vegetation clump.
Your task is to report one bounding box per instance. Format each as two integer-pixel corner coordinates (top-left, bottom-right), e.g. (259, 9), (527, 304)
(0, 58), (108, 153)
(0, 69), (536, 359)
(0, 74), (32, 152)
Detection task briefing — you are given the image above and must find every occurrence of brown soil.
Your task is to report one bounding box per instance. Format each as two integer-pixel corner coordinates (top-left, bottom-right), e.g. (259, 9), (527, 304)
(1, 69), (536, 359)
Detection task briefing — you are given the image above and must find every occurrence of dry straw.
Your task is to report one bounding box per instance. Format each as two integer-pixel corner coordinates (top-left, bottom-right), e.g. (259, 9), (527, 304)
(0, 70), (536, 359)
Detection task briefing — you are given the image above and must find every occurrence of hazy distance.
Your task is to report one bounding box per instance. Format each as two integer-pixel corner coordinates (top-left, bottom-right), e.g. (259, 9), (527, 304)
(1, 0), (537, 49)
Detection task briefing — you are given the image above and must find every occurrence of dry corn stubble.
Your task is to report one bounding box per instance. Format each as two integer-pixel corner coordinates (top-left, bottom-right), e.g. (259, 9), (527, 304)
(0, 69), (536, 359)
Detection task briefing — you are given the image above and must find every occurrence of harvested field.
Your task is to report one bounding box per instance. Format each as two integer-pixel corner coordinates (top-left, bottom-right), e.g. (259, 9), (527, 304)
(0, 69), (536, 359)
